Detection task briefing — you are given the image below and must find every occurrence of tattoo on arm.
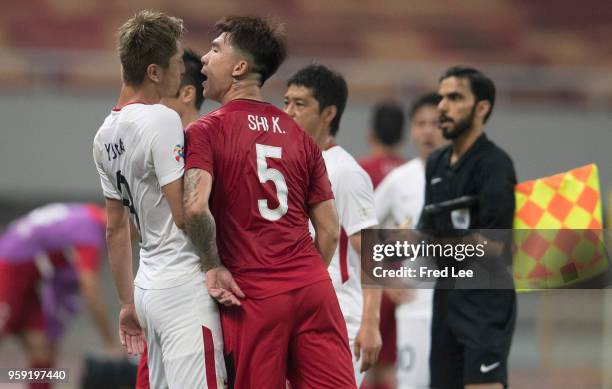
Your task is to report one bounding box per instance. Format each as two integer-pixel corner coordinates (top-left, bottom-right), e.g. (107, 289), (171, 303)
(184, 169), (221, 271)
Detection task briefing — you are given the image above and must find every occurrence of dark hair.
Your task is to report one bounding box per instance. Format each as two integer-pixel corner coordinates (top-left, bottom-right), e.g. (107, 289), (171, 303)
(408, 93), (441, 121)
(287, 64), (348, 136)
(439, 66), (496, 122)
(371, 101), (405, 146)
(214, 16), (287, 86)
(180, 49), (205, 110)
(118, 10), (184, 86)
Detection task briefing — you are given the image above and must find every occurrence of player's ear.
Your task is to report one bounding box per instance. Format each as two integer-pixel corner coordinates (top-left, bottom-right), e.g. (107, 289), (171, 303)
(146, 64), (162, 84)
(181, 85), (196, 105)
(322, 105), (338, 127)
(232, 59), (249, 79)
(476, 100), (491, 121)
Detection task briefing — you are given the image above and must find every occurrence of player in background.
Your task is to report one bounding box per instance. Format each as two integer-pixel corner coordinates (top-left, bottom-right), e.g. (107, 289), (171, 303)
(161, 48), (206, 128)
(183, 16), (356, 388)
(374, 93), (448, 389)
(135, 47), (206, 389)
(93, 11), (225, 388)
(358, 102), (406, 389)
(284, 64), (382, 387)
(0, 203), (120, 389)
(358, 102), (406, 188)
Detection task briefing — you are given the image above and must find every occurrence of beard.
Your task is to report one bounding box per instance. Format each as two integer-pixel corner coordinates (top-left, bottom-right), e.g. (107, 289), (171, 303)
(440, 105), (476, 140)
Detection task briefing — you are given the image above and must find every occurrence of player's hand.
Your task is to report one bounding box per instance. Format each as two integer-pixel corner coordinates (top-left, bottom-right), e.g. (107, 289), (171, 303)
(353, 320), (382, 373)
(205, 266), (245, 307)
(384, 288), (415, 304)
(118, 303), (145, 356)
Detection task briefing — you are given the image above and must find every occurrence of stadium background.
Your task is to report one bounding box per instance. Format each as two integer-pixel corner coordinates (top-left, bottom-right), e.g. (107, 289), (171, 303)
(0, 0), (611, 388)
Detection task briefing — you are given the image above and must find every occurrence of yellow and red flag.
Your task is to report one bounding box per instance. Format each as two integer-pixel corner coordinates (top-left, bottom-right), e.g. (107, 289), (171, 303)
(513, 164), (607, 289)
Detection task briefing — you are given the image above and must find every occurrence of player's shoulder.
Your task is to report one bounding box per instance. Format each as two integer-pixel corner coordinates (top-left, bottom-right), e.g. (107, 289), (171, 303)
(480, 137), (515, 171)
(327, 146), (371, 179)
(386, 158), (423, 181)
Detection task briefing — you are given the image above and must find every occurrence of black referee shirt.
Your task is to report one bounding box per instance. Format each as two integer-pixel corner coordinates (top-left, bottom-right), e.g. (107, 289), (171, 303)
(418, 133), (517, 288)
(419, 133), (516, 234)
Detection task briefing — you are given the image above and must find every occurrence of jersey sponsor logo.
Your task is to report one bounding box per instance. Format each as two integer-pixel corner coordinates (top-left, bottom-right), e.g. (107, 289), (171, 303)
(451, 208), (470, 229)
(480, 361), (500, 373)
(431, 177), (442, 185)
(174, 144), (185, 162)
(247, 115), (286, 134)
(105, 138), (126, 161)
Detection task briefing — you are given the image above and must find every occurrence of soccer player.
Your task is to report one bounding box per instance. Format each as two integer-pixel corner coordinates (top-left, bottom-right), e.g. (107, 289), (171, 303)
(284, 64), (382, 387)
(374, 93), (447, 389)
(358, 102), (407, 188)
(92, 11), (225, 388)
(358, 101), (406, 389)
(0, 203), (120, 389)
(135, 47), (206, 389)
(183, 16), (356, 388)
(418, 67), (517, 389)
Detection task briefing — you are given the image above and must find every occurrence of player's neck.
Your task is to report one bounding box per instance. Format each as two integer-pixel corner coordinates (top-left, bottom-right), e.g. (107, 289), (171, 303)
(321, 135), (337, 150)
(451, 125), (483, 164)
(181, 109), (200, 128)
(116, 83), (162, 108)
(220, 79), (264, 105)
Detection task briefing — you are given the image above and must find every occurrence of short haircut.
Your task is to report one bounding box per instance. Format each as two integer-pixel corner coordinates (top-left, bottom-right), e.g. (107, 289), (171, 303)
(181, 49), (205, 110)
(439, 66), (496, 122)
(214, 16), (287, 86)
(287, 64), (348, 136)
(370, 102), (405, 146)
(408, 93), (441, 121)
(117, 10), (184, 86)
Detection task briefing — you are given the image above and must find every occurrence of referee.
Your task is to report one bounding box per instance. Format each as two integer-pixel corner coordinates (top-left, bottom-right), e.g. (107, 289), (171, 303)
(418, 67), (517, 389)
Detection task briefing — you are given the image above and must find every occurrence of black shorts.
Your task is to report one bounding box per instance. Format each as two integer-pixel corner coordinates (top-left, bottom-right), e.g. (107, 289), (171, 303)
(429, 289), (516, 389)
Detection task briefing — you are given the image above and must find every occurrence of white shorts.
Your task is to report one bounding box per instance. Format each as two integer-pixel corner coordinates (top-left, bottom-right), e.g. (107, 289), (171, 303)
(396, 289), (433, 389)
(134, 273), (226, 389)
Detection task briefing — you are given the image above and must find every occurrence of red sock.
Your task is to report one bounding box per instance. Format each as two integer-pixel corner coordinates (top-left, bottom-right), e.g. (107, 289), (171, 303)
(30, 362), (51, 389)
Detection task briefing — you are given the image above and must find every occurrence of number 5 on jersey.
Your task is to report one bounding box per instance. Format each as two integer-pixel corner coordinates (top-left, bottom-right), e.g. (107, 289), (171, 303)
(256, 144), (288, 221)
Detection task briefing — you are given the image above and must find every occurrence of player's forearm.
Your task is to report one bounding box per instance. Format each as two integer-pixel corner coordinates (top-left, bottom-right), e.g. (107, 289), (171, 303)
(315, 230), (338, 267)
(106, 224), (134, 305)
(80, 272), (117, 348)
(185, 209), (222, 271)
(361, 287), (382, 326)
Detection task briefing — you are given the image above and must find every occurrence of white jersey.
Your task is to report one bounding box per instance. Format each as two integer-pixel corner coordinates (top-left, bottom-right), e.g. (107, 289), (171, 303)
(93, 103), (201, 289)
(375, 157), (432, 389)
(375, 157), (425, 229)
(323, 146), (378, 329)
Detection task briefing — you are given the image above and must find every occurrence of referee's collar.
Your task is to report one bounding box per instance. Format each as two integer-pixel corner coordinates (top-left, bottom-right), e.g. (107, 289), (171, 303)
(446, 133), (489, 171)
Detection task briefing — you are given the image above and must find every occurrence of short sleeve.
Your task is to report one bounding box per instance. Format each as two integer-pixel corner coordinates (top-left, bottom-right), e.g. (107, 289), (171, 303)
(185, 116), (218, 176)
(306, 139), (334, 205)
(477, 154), (517, 229)
(150, 109), (185, 187)
(92, 138), (121, 200)
(336, 167), (378, 236)
(74, 245), (101, 273)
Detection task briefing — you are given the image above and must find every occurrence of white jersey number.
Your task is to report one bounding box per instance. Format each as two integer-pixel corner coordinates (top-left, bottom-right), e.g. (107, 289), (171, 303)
(256, 144), (288, 221)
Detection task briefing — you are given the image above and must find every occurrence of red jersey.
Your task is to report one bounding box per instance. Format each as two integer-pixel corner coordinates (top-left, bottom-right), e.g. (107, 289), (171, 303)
(185, 99), (334, 299)
(358, 155), (405, 188)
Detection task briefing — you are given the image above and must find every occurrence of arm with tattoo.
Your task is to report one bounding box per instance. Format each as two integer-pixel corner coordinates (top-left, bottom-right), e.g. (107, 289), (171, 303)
(183, 168), (245, 305)
(183, 168), (221, 271)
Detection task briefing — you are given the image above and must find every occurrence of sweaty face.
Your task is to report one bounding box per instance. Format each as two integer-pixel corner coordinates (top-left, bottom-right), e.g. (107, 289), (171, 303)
(411, 105), (447, 158)
(284, 85), (325, 139)
(159, 41), (185, 98)
(201, 32), (241, 102)
(437, 76), (477, 140)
